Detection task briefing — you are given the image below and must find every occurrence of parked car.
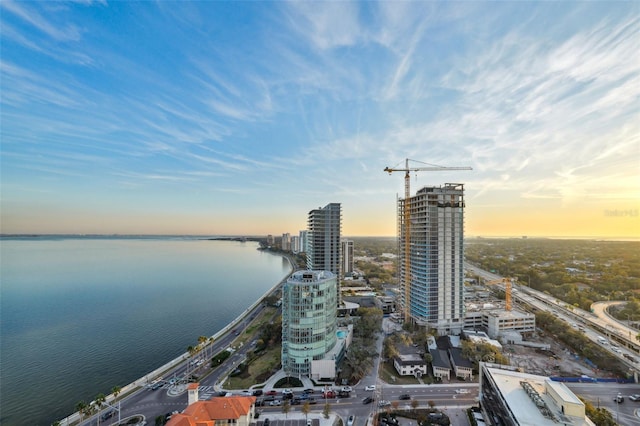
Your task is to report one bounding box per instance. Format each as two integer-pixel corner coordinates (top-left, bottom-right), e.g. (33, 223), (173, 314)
(269, 399), (282, 406)
(342, 386), (352, 393)
(378, 400), (391, 407)
(265, 390), (278, 396)
(364, 385), (376, 391)
(363, 396), (374, 404)
(399, 394), (411, 400)
(303, 388), (315, 394)
(347, 415), (355, 426)
(252, 389), (263, 396)
(282, 388), (293, 395)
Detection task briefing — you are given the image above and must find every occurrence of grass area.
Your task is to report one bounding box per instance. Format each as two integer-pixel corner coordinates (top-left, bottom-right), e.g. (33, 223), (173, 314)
(222, 306), (283, 390)
(224, 343), (281, 389)
(379, 361), (420, 385)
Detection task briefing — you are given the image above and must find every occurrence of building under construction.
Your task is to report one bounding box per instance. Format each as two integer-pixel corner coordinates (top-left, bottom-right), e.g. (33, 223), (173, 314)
(397, 183), (466, 334)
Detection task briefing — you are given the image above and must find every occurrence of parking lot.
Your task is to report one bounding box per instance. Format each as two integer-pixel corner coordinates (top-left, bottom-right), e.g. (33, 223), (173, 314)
(256, 419), (319, 426)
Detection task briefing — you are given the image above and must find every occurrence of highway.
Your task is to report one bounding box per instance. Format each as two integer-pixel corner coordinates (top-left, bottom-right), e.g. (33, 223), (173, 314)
(465, 262), (640, 373)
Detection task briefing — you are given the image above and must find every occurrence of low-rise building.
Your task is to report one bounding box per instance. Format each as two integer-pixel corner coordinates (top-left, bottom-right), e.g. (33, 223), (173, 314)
(464, 308), (535, 340)
(166, 393), (256, 426)
(430, 348), (452, 381)
(479, 363), (595, 426)
(393, 353), (427, 377)
(449, 347), (474, 380)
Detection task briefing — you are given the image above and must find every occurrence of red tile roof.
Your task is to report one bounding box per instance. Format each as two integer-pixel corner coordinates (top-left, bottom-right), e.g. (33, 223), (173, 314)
(166, 396), (256, 426)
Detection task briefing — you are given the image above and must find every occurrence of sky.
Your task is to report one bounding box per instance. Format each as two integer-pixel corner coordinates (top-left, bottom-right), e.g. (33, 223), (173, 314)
(1, 1), (639, 238)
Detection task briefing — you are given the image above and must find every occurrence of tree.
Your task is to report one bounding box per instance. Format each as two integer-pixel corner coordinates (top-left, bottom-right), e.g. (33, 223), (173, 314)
(411, 398), (419, 412)
(281, 400), (291, 417)
(424, 352), (433, 364)
(95, 393), (106, 424)
(428, 400), (436, 409)
(76, 401), (88, 421)
(155, 415), (166, 426)
(301, 401), (311, 420)
(112, 386), (122, 399)
(323, 402), (331, 419)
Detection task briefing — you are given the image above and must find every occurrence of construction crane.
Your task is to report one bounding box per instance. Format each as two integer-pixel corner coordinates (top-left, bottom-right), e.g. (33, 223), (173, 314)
(384, 159), (472, 322)
(485, 277), (517, 311)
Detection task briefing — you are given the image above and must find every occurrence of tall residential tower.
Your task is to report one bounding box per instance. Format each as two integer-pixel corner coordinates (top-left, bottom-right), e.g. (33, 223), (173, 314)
(281, 270), (338, 377)
(398, 184), (465, 334)
(306, 203), (342, 301)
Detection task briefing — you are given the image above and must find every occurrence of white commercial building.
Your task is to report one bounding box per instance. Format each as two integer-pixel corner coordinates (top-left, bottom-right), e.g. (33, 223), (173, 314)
(479, 363), (594, 426)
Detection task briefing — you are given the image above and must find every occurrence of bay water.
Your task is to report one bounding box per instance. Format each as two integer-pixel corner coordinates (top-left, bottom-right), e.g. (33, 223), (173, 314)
(0, 236), (291, 426)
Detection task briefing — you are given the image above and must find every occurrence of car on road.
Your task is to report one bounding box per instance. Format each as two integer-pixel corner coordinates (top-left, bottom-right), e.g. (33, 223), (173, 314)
(614, 394), (624, 403)
(363, 396), (374, 404)
(629, 394), (640, 401)
(455, 389), (470, 394)
(399, 394), (411, 400)
(364, 385), (376, 391)
(347, 415), (355, 426)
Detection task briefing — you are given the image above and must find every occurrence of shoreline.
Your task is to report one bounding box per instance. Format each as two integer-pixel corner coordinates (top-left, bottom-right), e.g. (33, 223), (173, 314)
(57, 248), (295, 426)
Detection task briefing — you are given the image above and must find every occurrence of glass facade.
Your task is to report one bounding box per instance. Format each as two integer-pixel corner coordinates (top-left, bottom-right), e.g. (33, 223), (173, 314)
(398, 184), (465, 333)
(281, 270), (338, 377)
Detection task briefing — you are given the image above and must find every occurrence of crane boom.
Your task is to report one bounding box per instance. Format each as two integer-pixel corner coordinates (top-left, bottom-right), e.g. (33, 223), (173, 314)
(384, 159), (472, 323)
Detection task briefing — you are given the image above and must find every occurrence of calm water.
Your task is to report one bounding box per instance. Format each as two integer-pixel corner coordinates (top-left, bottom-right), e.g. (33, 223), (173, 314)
(0, 236), (291, 426)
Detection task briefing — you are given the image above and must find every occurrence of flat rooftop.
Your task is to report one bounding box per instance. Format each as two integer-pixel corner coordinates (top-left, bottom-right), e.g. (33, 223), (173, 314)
(484, 366), (591, 426)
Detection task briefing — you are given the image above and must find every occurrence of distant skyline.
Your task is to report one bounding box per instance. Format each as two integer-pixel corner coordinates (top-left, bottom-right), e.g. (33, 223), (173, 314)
(1, 2), (638, 238)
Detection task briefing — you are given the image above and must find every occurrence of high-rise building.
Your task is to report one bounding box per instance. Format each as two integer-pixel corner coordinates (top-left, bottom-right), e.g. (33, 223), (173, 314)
(306, 203), (342, 299)
(281, 233), (291, 251)
(291, 235), (300, 253)
(398, 183), (465, 334)
(298, 230), (308, 254)
(341, 239), (354, 276)
(281, 270), (338, 377)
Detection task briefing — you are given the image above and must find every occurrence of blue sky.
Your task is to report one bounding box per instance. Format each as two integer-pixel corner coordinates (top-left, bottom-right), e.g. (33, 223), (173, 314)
(1, 1), (638, 237)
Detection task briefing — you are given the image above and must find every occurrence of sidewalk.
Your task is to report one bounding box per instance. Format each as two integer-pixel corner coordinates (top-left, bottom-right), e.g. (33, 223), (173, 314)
(250, 368), (316, 392)
(255, 413), (337, 425)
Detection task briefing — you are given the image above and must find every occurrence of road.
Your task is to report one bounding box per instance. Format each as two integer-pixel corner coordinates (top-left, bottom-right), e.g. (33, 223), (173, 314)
(466, 262), (640, 373)
(81, 262), (639, 425)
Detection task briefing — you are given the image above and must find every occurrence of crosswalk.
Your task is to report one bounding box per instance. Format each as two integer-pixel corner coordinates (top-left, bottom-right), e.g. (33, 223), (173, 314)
(198, 385), (216, 400)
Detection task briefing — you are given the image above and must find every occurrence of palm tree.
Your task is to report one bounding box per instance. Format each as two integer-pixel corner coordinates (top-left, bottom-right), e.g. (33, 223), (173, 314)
(186, 345), (196, 378)
(76, 401), (88, 421)
(322, 402), (331, 419)
(281, 400), (291, 418)
(301, 401), (311, 420)
(112, 386), (122, 399)
(95, 393), (106, 424)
